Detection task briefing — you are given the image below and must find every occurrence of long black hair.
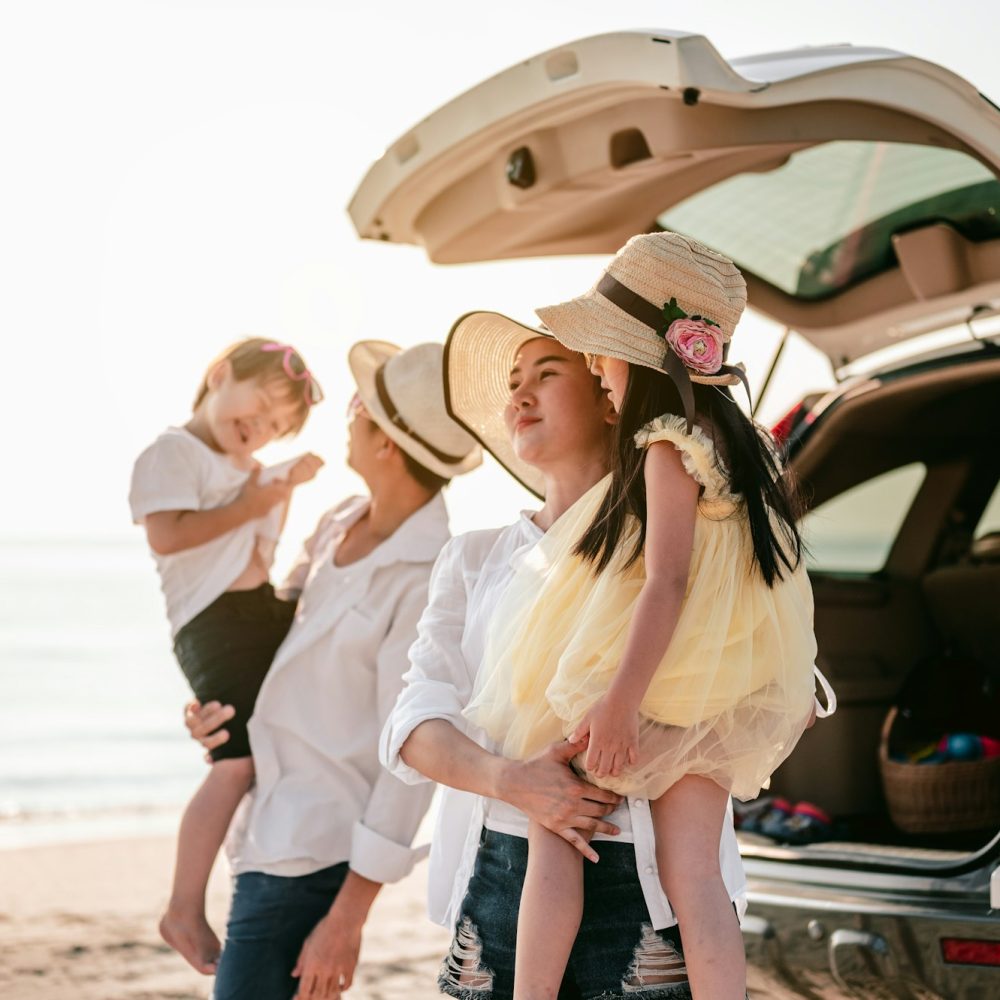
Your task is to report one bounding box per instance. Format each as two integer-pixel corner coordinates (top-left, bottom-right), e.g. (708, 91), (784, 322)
(574, 363), (803, 587)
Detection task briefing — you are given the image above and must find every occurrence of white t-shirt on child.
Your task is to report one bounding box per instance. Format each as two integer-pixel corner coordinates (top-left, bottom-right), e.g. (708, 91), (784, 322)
(129, 426), (287, 638)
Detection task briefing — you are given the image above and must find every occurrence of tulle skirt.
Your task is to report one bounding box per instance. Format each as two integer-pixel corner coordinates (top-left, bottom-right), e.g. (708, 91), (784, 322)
(464, 475), (818, 801)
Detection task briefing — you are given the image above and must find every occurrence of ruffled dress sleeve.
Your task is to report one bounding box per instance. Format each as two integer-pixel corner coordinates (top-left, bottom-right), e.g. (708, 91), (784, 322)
(634, 413), (730, 500)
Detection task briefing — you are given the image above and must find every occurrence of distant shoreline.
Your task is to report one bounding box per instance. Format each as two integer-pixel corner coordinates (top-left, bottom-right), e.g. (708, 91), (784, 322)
(0, 803), (184, 851)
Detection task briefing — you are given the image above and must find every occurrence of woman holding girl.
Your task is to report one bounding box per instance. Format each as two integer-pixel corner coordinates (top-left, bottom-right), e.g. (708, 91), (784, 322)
(386, 303), (745, 999)
(464, 232), (834, 999)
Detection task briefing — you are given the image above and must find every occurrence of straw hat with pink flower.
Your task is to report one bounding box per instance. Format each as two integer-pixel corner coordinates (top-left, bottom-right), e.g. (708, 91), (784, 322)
(535, 232), (750, 430)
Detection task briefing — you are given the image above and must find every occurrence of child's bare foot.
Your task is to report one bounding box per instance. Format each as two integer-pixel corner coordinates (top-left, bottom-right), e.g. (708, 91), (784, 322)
(159, 908), (221, 974)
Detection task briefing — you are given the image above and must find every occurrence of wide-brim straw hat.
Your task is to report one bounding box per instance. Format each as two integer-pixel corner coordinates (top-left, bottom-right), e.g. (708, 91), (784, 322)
(443, 312), (552, 498)
(349, 340), (482, 481)
(535, 231), (748, 387)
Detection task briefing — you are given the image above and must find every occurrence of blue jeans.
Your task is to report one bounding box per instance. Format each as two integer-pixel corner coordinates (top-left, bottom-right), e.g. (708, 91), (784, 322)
(213, 863), (348, 1000)
(439, 829), (693, 1000)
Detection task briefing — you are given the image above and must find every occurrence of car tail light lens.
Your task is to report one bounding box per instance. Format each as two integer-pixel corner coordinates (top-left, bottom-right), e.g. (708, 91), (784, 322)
(941, 938), (1000, 966)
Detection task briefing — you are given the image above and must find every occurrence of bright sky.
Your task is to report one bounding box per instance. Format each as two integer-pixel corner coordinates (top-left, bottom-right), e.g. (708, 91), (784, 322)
(4, 0), (997, 565)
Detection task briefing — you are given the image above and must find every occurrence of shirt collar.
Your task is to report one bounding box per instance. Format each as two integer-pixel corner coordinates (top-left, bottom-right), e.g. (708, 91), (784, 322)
(506, 509), (545, 572)
(517, 509), (545, 541)
(349, 491), (451, 570)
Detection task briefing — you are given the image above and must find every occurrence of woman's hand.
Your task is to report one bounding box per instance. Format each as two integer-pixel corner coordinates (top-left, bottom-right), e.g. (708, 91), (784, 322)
(399, 720), (622, 861)
(570, 696), (639, 779)
(496, 736), (622, 861)
(183, 700), (235, 761)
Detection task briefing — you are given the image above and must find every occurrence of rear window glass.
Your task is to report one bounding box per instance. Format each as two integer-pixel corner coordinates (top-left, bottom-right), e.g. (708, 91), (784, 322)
(802, 463), (926, 573)
(657, 141), (999, 300)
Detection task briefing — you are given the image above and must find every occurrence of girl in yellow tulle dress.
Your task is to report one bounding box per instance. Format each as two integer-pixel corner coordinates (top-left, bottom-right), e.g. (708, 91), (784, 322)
(464, 233), (834, 1000)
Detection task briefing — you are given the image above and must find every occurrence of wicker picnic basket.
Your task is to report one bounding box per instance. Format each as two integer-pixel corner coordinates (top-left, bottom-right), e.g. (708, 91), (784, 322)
(879, 706), (1000, 834)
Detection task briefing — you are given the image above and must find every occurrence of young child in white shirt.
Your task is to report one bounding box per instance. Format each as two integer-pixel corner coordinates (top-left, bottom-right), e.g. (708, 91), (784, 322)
(129, 337), (324, 975)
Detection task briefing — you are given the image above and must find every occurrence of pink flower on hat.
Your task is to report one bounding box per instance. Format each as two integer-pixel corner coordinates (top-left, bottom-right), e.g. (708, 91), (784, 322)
(665, 319), (724, 374)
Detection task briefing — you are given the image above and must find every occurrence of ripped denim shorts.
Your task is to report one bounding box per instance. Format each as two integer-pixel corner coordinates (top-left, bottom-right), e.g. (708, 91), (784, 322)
(439, 828), (692, 1000)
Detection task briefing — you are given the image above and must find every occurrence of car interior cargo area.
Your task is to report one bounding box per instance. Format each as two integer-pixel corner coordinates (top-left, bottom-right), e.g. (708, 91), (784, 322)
(736, 351), (1000, 862)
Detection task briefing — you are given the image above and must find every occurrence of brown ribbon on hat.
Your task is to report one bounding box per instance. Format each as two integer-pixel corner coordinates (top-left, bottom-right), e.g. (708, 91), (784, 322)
(596, 273), (752, 432)
(374, 363), (468, 465)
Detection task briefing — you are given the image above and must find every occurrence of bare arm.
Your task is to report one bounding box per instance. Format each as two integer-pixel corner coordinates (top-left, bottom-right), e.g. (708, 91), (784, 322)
(574, 441), (700, 778)
(401, 718), (621, 859)
(386, 534), (619, 860)
(607, 441), (699, 708)
(399, 719), (506, 797)
(145, 469), (291, 555)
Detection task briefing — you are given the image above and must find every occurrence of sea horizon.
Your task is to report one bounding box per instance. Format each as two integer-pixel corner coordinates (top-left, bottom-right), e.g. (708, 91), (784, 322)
(0, 535), (206, 849)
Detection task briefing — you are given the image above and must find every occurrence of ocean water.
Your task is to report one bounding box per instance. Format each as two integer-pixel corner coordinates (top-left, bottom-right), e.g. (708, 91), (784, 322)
(0, 537), (205, 848)
(0, 525), (883, 851)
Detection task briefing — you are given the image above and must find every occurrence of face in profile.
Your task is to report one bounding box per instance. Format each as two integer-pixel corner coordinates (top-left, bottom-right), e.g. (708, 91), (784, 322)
(587, 354), (630, 413)
(504, 338), (614, 470)
(345, 393), (384, 475)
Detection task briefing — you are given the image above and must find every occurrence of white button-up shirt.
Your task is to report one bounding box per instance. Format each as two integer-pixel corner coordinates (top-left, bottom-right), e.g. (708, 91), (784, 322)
(381, 514), (749, 931)
(225, 493), (450, 885)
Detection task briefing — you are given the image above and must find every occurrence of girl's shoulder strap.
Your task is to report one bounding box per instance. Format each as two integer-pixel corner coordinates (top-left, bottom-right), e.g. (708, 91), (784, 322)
(634, 413), (730, 498)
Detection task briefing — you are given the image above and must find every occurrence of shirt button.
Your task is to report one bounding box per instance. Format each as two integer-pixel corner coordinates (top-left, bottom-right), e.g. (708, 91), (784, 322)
(644, 865), (655, 875)
(633, 798), (645, 808)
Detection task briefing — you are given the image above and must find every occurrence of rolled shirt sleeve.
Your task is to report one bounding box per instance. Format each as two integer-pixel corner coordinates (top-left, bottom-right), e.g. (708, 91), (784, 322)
(380, 537), (475, 785)
(350, 580), (438, 884)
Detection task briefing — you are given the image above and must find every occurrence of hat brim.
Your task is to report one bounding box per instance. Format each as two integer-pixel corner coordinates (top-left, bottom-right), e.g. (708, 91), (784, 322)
(349, 340), (482, 481)
(536, 294), (746, 386)
(443, 312), (552, 499)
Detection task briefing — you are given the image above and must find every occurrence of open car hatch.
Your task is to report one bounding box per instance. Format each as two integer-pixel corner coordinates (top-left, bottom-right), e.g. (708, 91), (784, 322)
(349, 30), (1000, 366)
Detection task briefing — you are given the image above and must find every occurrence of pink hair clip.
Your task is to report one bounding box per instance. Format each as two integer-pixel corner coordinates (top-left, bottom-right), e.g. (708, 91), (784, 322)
(261, 342), (324, 405)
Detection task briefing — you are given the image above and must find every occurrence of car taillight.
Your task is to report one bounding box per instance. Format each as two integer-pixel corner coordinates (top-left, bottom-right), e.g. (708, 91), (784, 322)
(770, 403), (805, 444)
(940, 938), (1000, 966)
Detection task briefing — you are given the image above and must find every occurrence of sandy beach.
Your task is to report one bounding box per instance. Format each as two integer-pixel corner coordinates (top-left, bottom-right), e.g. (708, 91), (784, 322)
(0, 835), (450, 1000)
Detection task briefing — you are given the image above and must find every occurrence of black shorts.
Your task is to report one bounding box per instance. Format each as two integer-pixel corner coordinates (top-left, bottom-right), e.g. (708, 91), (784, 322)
(173, 583), (296, 762)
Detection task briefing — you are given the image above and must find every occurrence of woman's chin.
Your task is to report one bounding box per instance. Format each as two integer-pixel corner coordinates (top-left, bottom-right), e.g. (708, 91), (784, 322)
(512, 440), (552, 471)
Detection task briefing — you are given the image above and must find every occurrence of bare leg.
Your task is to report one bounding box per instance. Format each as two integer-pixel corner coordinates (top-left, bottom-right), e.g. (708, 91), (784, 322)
(651, 776), (746, 1000)
(514, 821), (585, 1000)
(159, 757), (254, 974)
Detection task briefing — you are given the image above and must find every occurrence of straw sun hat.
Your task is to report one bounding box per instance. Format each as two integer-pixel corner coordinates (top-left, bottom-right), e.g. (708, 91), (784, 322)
(442, 234), (750, 497)
(349, 340), (482, 481)
(443, 312), (553, 498)
(536, 231), (751, 428)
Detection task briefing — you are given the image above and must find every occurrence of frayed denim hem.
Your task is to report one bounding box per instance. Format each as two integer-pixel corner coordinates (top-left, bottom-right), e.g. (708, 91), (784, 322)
(438, 968), (494, 1000)
(586, 987), (693, 1000)
(437, 970), (699, 1000)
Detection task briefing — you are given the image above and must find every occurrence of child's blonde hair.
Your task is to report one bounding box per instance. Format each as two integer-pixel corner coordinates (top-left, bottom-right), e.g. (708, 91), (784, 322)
(193, 337), (321, 436)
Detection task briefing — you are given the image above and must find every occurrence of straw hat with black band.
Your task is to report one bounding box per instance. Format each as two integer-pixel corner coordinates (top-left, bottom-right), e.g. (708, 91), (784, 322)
(348, 340), (482, 481)
(535, 231), (751, 432)
(443, 312), (555, 499)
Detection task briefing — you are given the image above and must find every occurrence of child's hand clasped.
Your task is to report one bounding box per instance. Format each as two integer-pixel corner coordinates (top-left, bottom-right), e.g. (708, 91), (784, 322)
(237, 468), (294, 518)
(570, 695), (639, 779)
(238, 453), (323, 519)
(286, 452), (324, 486)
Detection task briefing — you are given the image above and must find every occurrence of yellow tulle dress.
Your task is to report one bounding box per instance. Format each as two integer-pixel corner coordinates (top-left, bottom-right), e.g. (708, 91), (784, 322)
(463, 414), (820, 801)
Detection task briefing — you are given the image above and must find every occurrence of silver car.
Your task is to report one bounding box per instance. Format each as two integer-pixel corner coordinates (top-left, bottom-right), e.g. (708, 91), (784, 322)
(350, 30), (1000, 998)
